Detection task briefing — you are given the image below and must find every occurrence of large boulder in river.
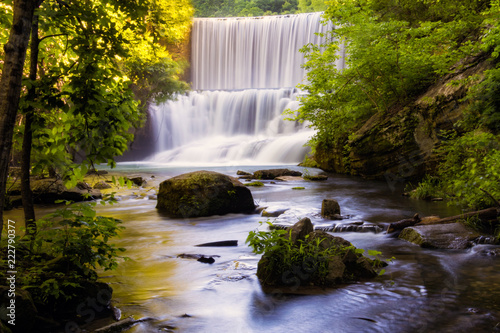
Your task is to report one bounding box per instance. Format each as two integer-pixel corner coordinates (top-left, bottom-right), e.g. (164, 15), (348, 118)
(399, 223), (481, 249)
(156, 171), (256, 218)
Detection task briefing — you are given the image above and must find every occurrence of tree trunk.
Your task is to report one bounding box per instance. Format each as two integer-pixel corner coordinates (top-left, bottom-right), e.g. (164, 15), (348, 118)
(0, 0), (39, 236)
(21, 14), (39, 235)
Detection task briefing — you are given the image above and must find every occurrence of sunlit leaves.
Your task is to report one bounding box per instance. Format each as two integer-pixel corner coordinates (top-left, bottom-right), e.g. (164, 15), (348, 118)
(3, 0), (193, 185)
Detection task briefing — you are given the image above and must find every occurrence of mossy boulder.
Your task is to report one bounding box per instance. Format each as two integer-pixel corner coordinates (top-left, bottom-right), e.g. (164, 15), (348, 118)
(256, 218), (383, 289)
(156, 171), (256, 218)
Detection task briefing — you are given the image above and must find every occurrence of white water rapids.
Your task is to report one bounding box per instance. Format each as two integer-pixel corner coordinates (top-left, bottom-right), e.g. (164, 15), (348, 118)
(149, 12), (342, 166)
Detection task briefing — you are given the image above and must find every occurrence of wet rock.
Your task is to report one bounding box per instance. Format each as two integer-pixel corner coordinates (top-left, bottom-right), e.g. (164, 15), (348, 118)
(256, 218), (381, 289)
(303, 174), (328, 181)
(253, 169), (302, 180)
(197, 256), (216, 264)
(324, 256), (346, 285)
(245, 181), (264, 187)
(156, 171), (255, 218)
(399, 223), (481, 249)
(94, 181), (112, 189)
(255, 206), (268, 214)
(262, 208), (288, 217)
(286, 217), (314, 243)
(0, 287), (37, 333)
(321, 199), (341, 219)
(478, 247), (500, 256)
(236, 170), (252, 176)
(475, 236), (499, 245)
(24, 178), (102, 203)
(177, 254), (220, 262)
(127, 177), (146, 187)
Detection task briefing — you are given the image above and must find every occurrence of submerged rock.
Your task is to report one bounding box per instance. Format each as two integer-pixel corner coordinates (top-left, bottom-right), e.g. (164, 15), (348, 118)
(399, 223), (481, 249)
(127, 176), (147, 187)
(156, 171), (256, 218)
(275, 176), (303, 181)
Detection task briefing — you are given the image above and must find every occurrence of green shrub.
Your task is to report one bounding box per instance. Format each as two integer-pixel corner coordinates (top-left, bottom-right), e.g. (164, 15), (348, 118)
(414, 131), (500, 209)
(246, 222), (342, 286)
(14, 199), (127, 304)
(246, 222), (388, 286)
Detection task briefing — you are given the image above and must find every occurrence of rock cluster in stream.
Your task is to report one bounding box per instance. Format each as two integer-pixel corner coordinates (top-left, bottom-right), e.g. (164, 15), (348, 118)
(256, 218), (384, 289)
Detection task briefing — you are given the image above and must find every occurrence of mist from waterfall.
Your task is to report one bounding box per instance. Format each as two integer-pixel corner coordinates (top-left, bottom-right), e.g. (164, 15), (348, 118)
(149, 12), (338, 166)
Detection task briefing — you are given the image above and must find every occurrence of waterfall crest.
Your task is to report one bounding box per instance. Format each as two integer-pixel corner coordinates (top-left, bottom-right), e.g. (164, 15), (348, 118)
(192, 12), (332, 90)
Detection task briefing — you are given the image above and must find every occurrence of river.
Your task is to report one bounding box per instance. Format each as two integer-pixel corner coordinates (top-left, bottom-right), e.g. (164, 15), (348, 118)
(80, 163), (500, 333)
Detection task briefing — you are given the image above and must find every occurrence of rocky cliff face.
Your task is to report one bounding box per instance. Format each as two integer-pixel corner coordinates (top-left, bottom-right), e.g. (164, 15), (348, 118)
(314, 55), (492, 183)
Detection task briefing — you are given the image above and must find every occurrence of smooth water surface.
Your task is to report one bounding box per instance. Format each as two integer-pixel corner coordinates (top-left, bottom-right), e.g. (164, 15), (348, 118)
(88, 165), (500, 333)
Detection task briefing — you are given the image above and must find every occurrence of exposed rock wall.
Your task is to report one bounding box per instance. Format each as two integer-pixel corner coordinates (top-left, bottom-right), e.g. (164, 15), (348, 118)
(314, 55), (492, 181)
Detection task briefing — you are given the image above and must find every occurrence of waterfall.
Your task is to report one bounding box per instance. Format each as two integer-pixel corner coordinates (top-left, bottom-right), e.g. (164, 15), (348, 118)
(192, 12), (333, 90)
(149, 12), (338, 166)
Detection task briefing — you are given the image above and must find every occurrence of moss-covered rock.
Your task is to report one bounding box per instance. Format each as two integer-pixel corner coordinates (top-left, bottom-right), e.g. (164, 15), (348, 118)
(256, 218), (383, 289)
(156, 170), (256, 218)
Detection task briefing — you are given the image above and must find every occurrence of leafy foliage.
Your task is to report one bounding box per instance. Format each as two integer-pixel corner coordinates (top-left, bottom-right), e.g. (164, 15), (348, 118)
(1, 198), (126, 304)
(293, 0), (487, 148)
(412, 131), (500, 209)
(2, 0), (193, 187)
(246, 221), (387, 286)
(192, 0), (299, 17)
(246, 222), (340, 286)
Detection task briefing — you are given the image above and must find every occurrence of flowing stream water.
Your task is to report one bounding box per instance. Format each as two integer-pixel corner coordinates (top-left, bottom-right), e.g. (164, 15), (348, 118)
(90, 165), (499, 333)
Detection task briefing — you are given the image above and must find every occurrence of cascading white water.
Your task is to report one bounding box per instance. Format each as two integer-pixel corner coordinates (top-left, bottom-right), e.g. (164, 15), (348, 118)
(149, 12), (339, 166)
(150, 88), (313, 165)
